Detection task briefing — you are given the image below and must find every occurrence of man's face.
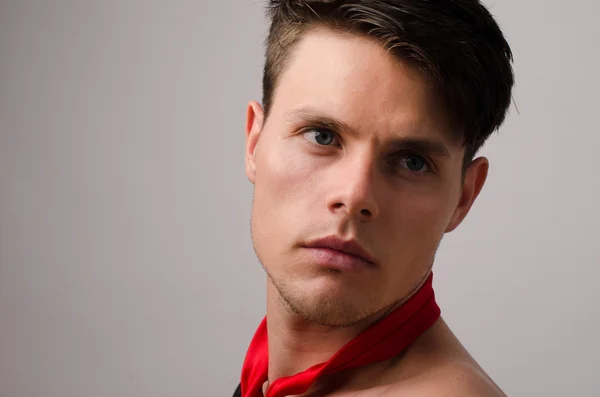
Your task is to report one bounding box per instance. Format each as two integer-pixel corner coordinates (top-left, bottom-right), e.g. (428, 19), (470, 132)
(245, 27), (487, 326)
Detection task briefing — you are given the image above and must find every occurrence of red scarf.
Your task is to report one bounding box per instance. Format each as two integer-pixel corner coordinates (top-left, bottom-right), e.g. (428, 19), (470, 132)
(240, 272), (440, 397)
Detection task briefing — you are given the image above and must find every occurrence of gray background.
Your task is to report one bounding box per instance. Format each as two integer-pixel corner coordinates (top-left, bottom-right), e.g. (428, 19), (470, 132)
(1, 0), (598, 396)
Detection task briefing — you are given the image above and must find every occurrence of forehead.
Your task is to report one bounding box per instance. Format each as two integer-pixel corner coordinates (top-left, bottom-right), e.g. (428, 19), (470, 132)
(270, 27), (458, 147)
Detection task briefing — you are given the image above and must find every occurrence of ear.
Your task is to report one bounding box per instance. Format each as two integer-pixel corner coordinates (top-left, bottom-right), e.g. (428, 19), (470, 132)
(245, 100), (264, 185)
(445, 156), (489, 233)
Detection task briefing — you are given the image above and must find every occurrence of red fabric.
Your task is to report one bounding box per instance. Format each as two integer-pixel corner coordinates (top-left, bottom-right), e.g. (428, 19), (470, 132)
(240, 272), (441, 397)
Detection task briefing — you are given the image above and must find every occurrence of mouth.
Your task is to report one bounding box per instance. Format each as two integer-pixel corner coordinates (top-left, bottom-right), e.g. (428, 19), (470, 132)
(302, 235), (377, 271)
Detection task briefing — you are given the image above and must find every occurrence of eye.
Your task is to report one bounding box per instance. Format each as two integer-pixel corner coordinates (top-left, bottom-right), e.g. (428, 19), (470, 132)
(302, 128), (340, 147)
(392, 153), (432, 173)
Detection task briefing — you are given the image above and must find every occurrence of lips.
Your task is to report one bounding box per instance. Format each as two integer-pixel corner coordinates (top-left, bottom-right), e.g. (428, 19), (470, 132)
(303, 235), (377, 265)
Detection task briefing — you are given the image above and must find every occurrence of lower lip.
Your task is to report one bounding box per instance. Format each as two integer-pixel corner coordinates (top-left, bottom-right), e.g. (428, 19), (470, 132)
(303, 247), (374, 271)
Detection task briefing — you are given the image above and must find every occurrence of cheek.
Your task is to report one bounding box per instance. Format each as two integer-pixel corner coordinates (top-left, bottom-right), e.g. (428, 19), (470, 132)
(388, 183), (457, 246)
(251, 138), (319, 254)
(258, 140), (317, 204)
(374, 185), (457, 300)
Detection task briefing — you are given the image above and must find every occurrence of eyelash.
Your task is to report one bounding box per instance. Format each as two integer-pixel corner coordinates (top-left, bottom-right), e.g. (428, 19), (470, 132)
(300, 128), (435, 175)
(388, 153), (433, 174)
(302, 127), (342, 148)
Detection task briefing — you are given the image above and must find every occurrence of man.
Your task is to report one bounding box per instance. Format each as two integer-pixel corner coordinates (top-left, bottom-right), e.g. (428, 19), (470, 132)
(235, 0), (514, 396)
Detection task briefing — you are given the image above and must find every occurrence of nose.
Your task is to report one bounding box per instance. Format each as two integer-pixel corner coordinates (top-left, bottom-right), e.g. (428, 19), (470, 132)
(326, 154), (380, 222)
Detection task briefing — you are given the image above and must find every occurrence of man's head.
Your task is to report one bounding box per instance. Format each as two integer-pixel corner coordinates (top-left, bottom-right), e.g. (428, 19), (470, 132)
(245, 0), (514, 326)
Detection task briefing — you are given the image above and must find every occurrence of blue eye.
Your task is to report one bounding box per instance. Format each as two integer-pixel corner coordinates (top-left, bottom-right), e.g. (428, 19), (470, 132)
(405, 155), (427, 171)
(303, 129), (338, 146)
(393, 153), (431, 173)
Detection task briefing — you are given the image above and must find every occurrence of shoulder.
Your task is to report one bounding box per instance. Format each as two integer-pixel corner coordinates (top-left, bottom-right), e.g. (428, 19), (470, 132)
(383, 362), (507, 397)
(374, 318), (507, 396)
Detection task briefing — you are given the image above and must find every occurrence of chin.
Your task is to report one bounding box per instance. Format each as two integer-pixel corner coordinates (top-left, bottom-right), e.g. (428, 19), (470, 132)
(277, 276), (381, 327)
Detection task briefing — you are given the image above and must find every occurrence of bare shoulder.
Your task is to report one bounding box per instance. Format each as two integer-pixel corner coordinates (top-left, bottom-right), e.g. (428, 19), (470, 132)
(382, 361), (507, 397)
(358, 318), (507, 396)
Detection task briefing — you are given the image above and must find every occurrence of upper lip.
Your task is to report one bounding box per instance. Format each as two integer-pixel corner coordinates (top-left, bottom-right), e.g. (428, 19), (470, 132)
(304, 235), (377, 265)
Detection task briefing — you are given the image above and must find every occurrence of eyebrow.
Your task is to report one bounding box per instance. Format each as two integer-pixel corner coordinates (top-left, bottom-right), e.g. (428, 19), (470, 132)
(285, 108), (353, 136)
(387, 137), (451, 158)
(284, 107), (452, 159)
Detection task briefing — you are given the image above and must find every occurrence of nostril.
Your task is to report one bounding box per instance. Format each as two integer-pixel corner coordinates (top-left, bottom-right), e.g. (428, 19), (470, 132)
(360, 209), (371, 217)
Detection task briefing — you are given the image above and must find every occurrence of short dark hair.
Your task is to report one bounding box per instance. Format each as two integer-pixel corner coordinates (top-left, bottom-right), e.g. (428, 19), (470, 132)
(262, 0), (514, 167)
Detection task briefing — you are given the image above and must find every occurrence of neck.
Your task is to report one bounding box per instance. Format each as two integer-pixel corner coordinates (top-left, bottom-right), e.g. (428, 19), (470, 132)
(265, 280), (401, 385)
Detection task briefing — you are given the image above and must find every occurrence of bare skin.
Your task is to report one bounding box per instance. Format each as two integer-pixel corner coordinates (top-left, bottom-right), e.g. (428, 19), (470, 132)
(295, 318), (506, 397)
(244, 26), (506, 396)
